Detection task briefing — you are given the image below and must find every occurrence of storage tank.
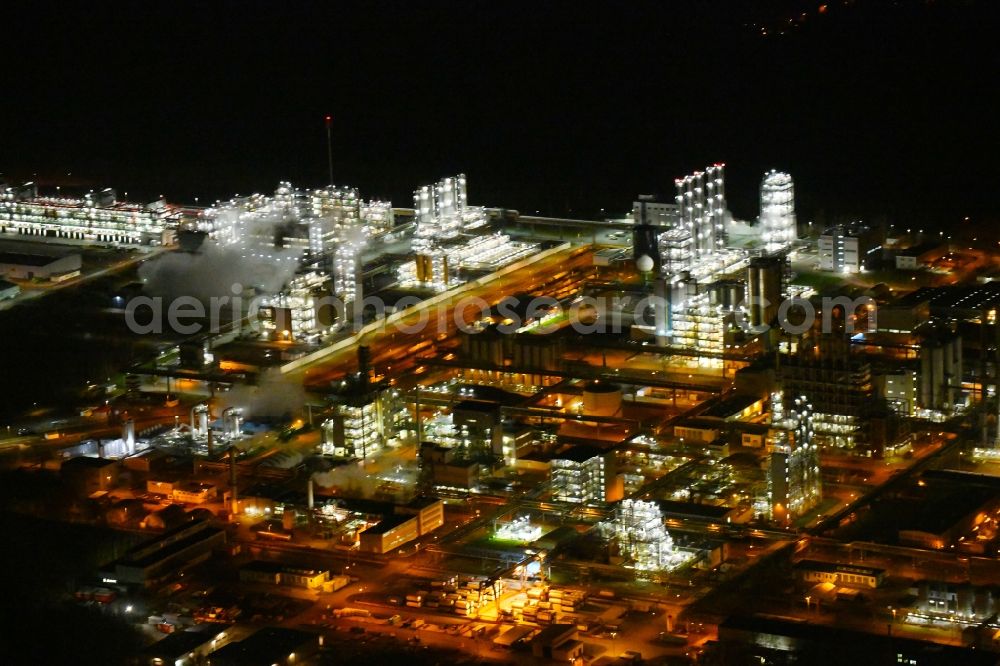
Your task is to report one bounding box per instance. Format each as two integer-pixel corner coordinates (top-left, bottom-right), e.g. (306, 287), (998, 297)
(582, 381), (622, 416)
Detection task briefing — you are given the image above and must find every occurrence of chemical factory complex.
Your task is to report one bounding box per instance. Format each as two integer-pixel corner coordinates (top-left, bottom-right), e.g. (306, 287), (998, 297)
(3, 162), (1000, 666)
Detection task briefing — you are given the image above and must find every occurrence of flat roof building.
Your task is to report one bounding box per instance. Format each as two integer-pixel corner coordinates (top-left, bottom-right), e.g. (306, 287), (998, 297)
(206, 627), (320, 666)
(104, 519), (225, 587)
(0, 250), (81, 281)
(1, 183), (183, 245)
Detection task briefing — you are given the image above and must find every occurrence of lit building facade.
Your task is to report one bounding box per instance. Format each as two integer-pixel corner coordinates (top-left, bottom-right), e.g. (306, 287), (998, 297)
(674, 164), (727, 259)
(1, 182), (183, 245)
(321, 392), (396, 459)
(777, 333), (876, 452)
(759, 171), (796, 252)
(551, 445), (618, 504)
(612, 500), (685, 571)
(402, 174), (535, 291)
(818, 221), (878, 273)
(258, 271), (334, 341)
(767, 393), (822, 522)
(412, 174), (487, 251)
(201, 182), (393, 305)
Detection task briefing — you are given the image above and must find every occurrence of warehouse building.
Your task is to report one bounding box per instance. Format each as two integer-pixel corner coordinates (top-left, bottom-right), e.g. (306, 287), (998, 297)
(103, 519), (225, 587)
(0, 250), (81, 281)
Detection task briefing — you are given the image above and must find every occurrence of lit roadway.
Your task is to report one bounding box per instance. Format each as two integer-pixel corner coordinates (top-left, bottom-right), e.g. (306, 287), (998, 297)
(292, 246), (598, 392)
(0, 245), (167, 312)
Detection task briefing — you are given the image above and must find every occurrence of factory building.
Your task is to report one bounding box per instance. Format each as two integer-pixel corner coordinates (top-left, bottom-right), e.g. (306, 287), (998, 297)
(881, 368), (918, 416)
(239, 561), (331, 590)
(355, 497), (445, 554)
(794, 560), (885, 590)
(61, 456), (118, 495)
(746, 254), (787, 330)
(321, 396), (392, 459)
(200, 181), (393, 306)
(1, 182), (182, 245)
(611, 499), (686, 571)
(0, 250), (81, 281)
(412, 174), (486, 250)
(138, 626), (232, 666)
(767, 393), (822, 523)
(759, 171), (797, 252)
(818, 221), (879, 273)
(258, 271), (336, 341)
(420, 443), (481, 489)
(320, 346), (398, 459)
(451, 399), (504, 464)
(674, 164), (727, 258)
(103, 519), (225, 587)
(402, 174), (536, 290)
(777, 332), (877, 453)
(205, 627), (320, 666)
(664, 291), (740, 367)
(550, 445), (622, 504)
(398, 232), (537, 290)
(917, 324), (963, 415)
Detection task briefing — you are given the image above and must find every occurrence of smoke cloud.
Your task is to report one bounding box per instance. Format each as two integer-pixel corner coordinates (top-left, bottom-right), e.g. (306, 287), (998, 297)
(217, 368), (309, 421)
(312, 464), (379, 498)
(138, 239), (300, 301)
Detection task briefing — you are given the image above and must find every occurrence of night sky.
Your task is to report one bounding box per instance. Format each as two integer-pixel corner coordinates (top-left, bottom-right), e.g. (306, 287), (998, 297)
(1, 0), (995, 228)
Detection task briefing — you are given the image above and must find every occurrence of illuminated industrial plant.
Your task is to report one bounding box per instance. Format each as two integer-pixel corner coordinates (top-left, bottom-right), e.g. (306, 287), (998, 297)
(495, 515), (543, 543)
(611, 500), (688, 571)
(0, 182), (183, 245)
(759, 170), (797, 252)
(400, 174), (536, 290)
(766, 393), (822, 522)
(673, 164), (727, 259)
(200, 181), (394, 305)
(259, 271), (334, 342)
(412, 174), (487, 252)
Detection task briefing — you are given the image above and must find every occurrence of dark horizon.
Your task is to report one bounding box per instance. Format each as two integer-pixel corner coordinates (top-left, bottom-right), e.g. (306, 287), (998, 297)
(1, 0), (996, 228)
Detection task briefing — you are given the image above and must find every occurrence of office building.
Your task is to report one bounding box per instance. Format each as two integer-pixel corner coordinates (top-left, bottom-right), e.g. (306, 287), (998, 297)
(633, 195), (679, 227)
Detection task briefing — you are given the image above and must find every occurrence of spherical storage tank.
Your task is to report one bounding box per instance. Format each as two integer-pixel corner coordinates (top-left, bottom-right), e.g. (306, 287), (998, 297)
(582, 381), (622, 416)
